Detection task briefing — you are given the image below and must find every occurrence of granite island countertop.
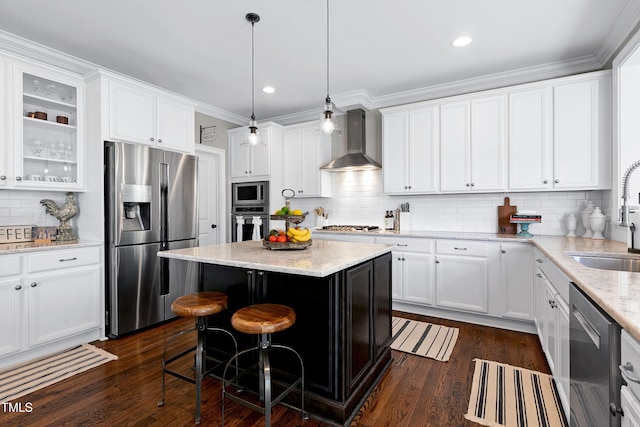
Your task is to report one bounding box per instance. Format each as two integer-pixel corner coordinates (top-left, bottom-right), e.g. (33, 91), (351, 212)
(158, 239), (392, 278)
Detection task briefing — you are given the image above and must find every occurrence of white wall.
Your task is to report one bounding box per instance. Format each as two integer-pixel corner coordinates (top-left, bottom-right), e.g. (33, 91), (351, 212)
(278, 170), (609, 237)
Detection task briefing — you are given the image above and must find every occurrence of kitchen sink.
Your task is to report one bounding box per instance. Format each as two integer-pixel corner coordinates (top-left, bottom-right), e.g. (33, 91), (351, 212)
(571, 254), (640, 272)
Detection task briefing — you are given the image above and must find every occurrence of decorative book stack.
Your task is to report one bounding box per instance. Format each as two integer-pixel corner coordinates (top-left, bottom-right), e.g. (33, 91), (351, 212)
(509, 214), (542, 237)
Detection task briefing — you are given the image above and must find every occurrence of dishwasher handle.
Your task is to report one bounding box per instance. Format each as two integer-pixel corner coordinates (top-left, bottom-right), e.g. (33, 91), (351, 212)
(620, 362), (640, 384)
(573, 303), (601, 349)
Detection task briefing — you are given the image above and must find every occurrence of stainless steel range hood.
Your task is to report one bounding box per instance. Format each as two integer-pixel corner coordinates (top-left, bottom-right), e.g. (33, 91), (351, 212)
(321, 109), (381, 171)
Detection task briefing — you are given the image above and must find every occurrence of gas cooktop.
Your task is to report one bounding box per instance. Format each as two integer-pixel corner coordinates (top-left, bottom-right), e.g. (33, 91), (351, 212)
(321, 225), (379, 232)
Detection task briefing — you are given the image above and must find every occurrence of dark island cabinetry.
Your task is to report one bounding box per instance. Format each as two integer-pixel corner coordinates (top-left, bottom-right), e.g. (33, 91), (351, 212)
(200, 252), (392, 426)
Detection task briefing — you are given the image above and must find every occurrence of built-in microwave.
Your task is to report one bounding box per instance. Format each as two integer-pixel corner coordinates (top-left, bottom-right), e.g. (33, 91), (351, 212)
(232, 181), (269, 212)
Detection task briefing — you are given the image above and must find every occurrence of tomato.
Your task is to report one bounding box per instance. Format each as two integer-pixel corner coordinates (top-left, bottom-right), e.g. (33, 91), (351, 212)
(278, 230), (285, 236)
(276, 235), (287, 243)
(269, 235), (277, 242)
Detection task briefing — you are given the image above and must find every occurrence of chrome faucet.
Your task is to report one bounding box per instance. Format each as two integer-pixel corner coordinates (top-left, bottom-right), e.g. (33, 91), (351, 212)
(620, 160), (640, 226)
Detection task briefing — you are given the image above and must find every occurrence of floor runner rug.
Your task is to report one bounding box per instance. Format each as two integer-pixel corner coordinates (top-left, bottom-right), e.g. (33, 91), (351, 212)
(465, 359), (568, 427)
(0, 343), (118, 402)
(391, 317), (459, 362)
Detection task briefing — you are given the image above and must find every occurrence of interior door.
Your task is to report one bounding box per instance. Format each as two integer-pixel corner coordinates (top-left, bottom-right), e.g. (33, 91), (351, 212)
(196, 146), (223, 245)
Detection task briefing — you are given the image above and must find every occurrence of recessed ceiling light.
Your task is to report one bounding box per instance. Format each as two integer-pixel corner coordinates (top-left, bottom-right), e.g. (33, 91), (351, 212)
(452, 36), (472, 47)
(262, 86), (275, 94)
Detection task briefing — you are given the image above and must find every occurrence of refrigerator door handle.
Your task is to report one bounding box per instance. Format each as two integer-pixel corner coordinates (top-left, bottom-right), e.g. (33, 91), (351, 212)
(160, 161), (169, 245)
(160, 256), (169, 296)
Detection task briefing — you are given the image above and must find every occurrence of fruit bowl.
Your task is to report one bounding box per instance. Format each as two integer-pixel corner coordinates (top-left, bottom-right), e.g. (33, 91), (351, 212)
(263, 239), (312, 250)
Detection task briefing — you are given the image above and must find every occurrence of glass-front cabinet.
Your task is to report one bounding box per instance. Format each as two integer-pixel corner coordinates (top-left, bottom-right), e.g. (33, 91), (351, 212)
(12, 63), (84, 190)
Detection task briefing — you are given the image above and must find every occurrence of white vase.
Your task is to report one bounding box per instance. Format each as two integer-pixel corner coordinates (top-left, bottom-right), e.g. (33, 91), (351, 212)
(566, 213), (577, 237)
(589, 207), (606, 239)
(581, 201), (594, 238)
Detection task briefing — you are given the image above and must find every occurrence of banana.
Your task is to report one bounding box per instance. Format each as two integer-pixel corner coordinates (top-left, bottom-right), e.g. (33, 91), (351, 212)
(288, 227), (307, 236)
(291, 228), (311, 242)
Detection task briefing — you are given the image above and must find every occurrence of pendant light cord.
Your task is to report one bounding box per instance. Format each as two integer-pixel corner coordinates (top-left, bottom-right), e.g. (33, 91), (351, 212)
(326, 0), (330, 102)
(251, 18), (256, 120)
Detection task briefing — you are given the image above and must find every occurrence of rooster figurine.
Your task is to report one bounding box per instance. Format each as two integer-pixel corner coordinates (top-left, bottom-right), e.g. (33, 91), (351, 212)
(40, 192), (79, 241)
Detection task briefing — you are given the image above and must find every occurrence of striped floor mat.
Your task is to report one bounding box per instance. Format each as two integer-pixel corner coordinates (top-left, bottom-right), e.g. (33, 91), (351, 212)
(391, 317), (459, 362)
(0, 344), (118, 402)
(466, 359), (568, 427)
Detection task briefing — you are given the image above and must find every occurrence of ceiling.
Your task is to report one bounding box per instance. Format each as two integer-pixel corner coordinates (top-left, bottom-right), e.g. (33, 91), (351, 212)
(0, 0), (638, 125)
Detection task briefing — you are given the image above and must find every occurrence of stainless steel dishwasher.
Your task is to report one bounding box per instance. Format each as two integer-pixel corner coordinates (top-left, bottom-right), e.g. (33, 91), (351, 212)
(570, 283), (622, 427)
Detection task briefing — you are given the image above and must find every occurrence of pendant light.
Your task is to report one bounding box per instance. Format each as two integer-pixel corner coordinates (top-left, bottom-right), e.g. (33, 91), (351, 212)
(243, 13), (265, 147)
(317, 0), (341, 136)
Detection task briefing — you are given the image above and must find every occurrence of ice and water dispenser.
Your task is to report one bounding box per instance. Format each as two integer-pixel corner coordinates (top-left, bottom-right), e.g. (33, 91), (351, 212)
(122, 184), (151, 231)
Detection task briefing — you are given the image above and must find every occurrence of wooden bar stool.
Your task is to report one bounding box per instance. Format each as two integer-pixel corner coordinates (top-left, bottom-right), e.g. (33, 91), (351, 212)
(158, 291), (238, 425)
(222, 303), (306, 427)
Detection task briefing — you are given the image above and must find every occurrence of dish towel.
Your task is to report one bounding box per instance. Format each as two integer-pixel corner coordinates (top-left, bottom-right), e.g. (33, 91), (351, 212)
(235, 215), (244, 241)
(251, 216), (262, 241)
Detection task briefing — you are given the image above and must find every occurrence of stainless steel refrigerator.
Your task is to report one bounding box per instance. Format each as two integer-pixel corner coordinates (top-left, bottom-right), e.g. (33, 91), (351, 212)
(105, 141), (198, 337)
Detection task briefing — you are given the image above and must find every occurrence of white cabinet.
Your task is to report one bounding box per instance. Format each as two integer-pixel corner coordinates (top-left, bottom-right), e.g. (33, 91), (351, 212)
(0, 246), (103, 369)
(499, 243), (533, 321)
(435, 240), (489, 313)
(376, 237), (435, 304)
(11, 61), (85, 190)
(440, 95), (505, 192)
(553, 73), (610, 189)
(282, 124), (331, 197)
(508, 87), (553, 190)
(381, 105), (439, 194)
(623, 386), (640, 427)
(622, 331), (640, 427)
(533, 249), (570, 415)
(508, 72), (611, 191)
(108, 78), (195, 153)
(0, 58), (6, 188)
(229, 123), (283, 180)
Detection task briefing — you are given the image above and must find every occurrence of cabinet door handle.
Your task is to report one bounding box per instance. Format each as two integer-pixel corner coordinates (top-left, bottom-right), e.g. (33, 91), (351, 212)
(397, 257), (402, 261)
(150, 137), (155, 142)
(620, 363), (640, 384)
(16, 176), (22, 181)
(0, 175), (6, 180)
(466, 183), (471, 187)
(14, 285), (22, 290)
(435, 259), (440, 264)
(536, 258), (543, 263)
(536, 273), (543, 278)
(501, 249), (506, 253)
(454, 247), (467, 251)
(548, 299), (557, 309)
(158, 138), (163, 143)
(554, 179), (560, 184)
(543, 180), (549, 184)
(396, 244), (408, 247)
(31, 282), (37, 287)
(59, 257), (78, 262)
(408, 185), (412, 189)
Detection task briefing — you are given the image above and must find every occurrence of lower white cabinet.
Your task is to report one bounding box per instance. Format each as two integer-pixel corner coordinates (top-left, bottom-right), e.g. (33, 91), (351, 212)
(621, 330), (640, 427)
(623, 386), (640, 427)
(499, 243), (533, 321)
(376, 237), (435, 304)
(533, 249), (570, 416)
(0, 245), (103, 368)
(435, 240), (489, 313)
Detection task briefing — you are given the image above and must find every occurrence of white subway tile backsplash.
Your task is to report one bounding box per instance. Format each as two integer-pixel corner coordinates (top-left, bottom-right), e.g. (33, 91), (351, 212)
(0, 190), (67, 227)
(287, 170), (611, 237)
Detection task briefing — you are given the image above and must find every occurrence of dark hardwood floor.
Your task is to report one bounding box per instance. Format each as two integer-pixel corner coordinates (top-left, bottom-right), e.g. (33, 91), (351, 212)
(1, 311), (549, 427)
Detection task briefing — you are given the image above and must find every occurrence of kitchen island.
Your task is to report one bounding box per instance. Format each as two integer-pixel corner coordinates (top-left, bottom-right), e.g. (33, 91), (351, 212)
(158, 239), (393, 426)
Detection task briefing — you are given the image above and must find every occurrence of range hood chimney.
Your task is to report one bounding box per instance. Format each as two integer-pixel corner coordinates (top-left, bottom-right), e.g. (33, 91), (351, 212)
(321, 109), (381, 171)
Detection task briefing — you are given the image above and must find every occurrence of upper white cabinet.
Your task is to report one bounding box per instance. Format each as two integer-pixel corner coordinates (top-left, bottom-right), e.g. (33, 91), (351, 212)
(0, 58), (7, 188)
(107, 77), (195, 153)
(440, 95), (506, 192)
(381, 104), (439, 194)
(9, 61), (85, 190)
(509, 72), (611, 191)
(553, 73), (610, 189)
(229, 123), (283, 180)
(282, 123), (331, 197)
(508, 87), (553, 190)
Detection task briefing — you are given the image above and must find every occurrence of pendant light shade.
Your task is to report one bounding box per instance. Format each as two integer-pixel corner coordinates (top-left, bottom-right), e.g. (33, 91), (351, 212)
(243, 13), (265, 147)
(317, 0), (341, 136)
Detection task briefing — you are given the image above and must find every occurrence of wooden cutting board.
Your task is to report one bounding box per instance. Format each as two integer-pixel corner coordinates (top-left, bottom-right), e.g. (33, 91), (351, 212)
(498, 197), (517, 234)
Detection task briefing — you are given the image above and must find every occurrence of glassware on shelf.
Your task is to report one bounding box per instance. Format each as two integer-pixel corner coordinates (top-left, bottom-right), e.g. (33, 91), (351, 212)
(43, 161), (50, 175)
(30, 79), (40, 94)
(31, 136), (44, 157)
(57, 141), (66, 159)
(48, 140), (58, 158)
(45, 82), (56, 97)
(65, 142), (73, 160)
(58, 87), (68, 101)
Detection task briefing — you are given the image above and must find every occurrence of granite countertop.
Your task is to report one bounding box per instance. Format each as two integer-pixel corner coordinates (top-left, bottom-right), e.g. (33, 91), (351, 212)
(314, 228), (530, 242)
(0, 240), (102, 254)
(158, 239), (392, 278)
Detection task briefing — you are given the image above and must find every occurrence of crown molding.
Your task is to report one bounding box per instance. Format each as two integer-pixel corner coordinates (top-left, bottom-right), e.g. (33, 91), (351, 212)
(195, 103), (246, 126)
(597, 0), (640, 66)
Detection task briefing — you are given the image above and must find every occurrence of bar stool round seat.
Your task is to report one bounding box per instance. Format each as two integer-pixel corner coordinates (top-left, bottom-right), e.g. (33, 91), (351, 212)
(171, 291), (228, 317)
(158, 291), (238, 425)
(231, 303), (296, 335)
(222, 303), (306, 427)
